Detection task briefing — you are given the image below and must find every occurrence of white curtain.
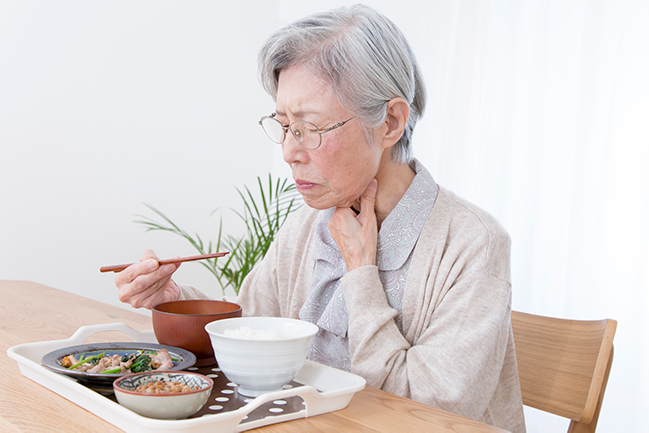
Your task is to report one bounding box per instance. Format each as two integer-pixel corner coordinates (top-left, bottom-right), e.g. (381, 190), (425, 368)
(403, 1), (649, 431)
(276, 1), (649, 431)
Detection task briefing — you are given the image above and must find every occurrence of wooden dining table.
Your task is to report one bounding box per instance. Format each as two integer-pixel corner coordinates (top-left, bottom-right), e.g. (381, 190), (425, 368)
(0, 280), (508, 432)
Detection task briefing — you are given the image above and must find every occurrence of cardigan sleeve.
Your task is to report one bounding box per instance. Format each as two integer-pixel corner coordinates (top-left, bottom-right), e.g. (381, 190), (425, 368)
(177, 284), (212, 300)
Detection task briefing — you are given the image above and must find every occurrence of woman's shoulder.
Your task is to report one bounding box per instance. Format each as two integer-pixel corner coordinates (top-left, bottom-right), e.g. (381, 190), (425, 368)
(282, 204), (319, 228)
(274, 204), (320, 243)
(421, 186), (511, 282)
(434, 186), (509, 241)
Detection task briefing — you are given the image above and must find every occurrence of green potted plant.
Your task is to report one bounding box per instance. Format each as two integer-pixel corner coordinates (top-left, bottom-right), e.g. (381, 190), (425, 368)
(135, 174), (302, 296)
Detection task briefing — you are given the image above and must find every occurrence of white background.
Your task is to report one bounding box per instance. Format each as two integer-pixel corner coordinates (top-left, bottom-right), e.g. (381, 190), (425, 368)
(1, 1), (647, 432)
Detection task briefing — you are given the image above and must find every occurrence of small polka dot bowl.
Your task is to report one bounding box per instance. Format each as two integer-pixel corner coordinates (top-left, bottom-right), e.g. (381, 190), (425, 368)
(113, 371), (213, 419)
(205, 317), (318, 397)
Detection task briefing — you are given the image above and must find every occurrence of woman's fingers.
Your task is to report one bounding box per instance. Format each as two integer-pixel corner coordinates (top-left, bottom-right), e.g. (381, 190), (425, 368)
(328, 179), (379, 271)
(127, 276), (179, 309)
(115, 250), (181, 308)
(358, 179), (378, 223)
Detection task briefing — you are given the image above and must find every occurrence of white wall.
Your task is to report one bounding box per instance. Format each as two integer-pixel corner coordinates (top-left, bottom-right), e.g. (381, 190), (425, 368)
(1, 1), (278, 305)
(2, 1), (647, 432)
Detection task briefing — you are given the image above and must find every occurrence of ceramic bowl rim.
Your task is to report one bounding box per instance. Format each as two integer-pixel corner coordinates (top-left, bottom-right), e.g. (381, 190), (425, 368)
(113, 370), (213, 397)
(205, 317), (319, 342)
(152, 299), (242, 317)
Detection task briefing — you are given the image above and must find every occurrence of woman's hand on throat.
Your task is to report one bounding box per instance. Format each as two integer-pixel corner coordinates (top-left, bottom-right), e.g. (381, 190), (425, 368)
(328, 179), (378, 271)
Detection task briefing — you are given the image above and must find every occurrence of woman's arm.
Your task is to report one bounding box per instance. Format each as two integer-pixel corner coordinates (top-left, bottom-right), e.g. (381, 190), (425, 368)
(342, 265), (512, 420)
(341, 197), (516, 424)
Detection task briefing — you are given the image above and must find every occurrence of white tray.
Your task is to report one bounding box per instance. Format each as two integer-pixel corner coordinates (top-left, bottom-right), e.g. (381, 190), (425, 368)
(7, 322), (366, 433)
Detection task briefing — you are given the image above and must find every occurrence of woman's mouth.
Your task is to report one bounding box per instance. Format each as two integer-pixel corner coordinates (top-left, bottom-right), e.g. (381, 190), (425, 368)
(294, 179), (317, 192)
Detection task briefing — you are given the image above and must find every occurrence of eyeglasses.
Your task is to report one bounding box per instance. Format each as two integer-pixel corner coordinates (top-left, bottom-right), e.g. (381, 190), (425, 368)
(259, 113), (357, 150)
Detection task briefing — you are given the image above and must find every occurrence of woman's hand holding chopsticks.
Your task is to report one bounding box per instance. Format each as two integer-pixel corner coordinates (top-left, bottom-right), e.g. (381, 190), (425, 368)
(114, 249), (183, 310)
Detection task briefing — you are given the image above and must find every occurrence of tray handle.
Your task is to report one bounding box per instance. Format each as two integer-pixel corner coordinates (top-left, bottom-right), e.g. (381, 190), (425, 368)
(236, 385), (322, 419)
(69, 322), (156, 344)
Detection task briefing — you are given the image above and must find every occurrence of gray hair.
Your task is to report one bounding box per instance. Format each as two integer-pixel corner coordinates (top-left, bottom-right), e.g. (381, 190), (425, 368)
(258, 4), (426, 163)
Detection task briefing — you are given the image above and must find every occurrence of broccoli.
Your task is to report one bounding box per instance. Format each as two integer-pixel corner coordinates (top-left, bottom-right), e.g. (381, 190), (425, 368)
(129, 354), (152, 373)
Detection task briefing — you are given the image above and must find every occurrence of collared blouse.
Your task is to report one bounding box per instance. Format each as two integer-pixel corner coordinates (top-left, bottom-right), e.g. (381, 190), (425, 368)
(299, 160), (439, 371)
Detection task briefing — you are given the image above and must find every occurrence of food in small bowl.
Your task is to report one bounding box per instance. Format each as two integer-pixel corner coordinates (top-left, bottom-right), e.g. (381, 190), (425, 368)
(113, 371), (213, 419)
(205, 317), (318, 397)
(152, 299), (242, 366)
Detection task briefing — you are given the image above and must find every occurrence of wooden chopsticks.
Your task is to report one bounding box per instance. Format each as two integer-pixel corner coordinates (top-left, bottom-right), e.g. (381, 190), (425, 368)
(100, 252), (229, 273)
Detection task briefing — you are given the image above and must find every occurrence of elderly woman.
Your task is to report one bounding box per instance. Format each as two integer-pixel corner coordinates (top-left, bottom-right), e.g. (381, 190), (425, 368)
(116, 5), (525, 432)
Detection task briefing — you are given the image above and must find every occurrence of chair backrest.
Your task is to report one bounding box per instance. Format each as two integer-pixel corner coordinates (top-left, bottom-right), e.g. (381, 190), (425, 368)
(511, 311), (616, 433)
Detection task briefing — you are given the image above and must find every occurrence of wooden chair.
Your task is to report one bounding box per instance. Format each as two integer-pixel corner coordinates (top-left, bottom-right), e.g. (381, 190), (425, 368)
(511, 311), (617, 433)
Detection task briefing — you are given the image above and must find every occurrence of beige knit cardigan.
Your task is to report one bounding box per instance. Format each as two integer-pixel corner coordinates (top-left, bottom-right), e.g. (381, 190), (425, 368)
(181, 186), (526, 432)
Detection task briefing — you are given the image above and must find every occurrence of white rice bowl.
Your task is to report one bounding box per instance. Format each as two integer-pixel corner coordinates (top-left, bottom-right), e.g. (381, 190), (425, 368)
(205, 317), (318, 397)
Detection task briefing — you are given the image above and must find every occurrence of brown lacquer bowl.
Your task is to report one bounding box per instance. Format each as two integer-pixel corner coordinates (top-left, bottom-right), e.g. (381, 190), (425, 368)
(152, 300), (242, 366)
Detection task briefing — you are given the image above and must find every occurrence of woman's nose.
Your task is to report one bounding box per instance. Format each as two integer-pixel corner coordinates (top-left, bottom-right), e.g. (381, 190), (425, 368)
(282, 132), (309, 165)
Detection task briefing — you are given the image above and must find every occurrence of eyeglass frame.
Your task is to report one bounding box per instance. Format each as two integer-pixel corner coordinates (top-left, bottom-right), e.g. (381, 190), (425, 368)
(258, 112), (358, 150)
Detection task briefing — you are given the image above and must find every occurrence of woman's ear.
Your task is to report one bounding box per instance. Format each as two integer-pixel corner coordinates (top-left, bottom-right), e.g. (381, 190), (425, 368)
(379, 97), (410, 149)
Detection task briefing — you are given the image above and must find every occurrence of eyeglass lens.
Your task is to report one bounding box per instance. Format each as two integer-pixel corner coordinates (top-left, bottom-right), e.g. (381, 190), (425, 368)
(260, 117), (321, 149)
(260, 117), (285, 143)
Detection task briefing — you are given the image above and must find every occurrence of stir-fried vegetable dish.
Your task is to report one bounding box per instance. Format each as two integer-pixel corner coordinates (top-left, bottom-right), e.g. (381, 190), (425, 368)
(60, 349), (175, 374)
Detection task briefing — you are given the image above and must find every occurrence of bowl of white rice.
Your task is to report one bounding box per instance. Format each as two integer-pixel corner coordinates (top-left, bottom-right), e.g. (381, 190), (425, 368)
(204, 317), (318, 397)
